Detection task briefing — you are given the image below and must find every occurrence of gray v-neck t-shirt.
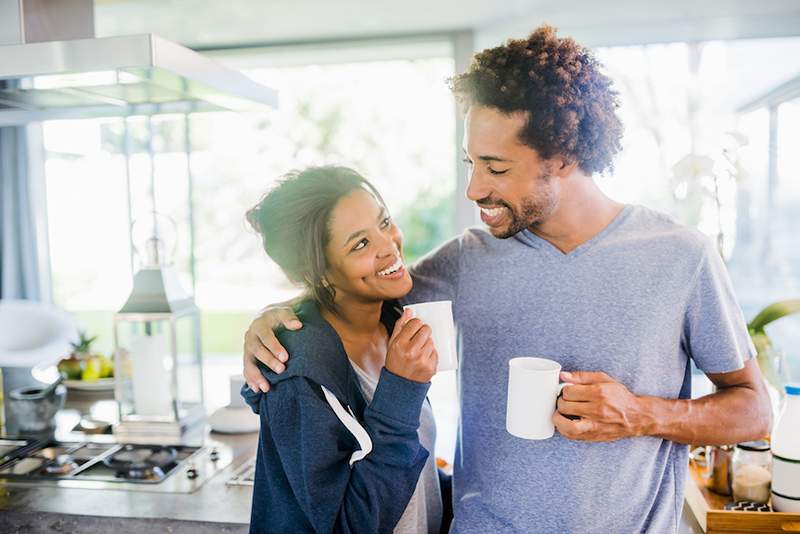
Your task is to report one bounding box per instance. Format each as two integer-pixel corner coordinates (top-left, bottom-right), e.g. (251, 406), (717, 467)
(405, 204), (755, 533)
(350, 361), (443, 534)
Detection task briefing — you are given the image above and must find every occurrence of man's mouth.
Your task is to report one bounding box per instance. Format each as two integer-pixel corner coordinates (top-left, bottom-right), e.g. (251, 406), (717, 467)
(479, 205), (509, 226)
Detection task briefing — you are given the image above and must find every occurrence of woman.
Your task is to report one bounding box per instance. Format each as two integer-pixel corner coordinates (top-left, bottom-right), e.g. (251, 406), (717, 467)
(241, 166), (445, 533)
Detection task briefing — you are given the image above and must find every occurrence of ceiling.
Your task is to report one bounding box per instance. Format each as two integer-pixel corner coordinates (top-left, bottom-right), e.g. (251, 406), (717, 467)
(94, 0), (800, 50)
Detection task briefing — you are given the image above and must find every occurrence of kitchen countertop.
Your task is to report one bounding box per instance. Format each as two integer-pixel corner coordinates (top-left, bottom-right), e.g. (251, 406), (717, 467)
(0, 388), (258, 531)
(0, 388), (705, 533)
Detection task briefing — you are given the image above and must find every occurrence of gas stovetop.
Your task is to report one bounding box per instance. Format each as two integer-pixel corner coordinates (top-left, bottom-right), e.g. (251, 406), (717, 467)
(0, 437), (233, 493)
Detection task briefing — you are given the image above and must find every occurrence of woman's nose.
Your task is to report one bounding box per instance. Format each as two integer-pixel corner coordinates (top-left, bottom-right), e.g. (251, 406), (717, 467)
(376, 232), (398, 257)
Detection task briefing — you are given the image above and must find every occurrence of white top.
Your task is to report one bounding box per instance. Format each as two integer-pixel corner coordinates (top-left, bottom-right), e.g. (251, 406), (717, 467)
(350, 361), (443, 534)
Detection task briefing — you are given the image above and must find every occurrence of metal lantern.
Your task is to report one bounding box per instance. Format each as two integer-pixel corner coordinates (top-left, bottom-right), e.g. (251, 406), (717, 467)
(113, 213), (204, 439)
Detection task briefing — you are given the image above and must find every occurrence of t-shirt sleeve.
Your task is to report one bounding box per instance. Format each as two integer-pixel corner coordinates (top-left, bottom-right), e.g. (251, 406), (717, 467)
(682, 238), (756, 374)
(405, 235), (462, 305)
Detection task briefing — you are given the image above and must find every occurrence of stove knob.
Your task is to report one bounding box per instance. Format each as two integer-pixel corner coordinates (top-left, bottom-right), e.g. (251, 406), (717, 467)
(186, 465), (198, 479)
(209, 448), (219, 462)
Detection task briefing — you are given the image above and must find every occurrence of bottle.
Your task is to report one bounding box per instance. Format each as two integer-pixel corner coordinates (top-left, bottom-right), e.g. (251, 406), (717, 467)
(771, 383), (800, 512)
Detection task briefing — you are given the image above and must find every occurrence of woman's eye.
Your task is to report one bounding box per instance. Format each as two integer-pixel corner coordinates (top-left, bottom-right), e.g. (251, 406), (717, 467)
(488, 167), (509, 175)
(380, 216), (392, 229)
(352, 238), (368, 251)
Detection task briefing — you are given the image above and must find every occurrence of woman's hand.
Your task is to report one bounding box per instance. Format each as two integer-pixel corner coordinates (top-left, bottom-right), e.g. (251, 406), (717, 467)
(243, 305), (303, 393)
(385, 309), (438, 384)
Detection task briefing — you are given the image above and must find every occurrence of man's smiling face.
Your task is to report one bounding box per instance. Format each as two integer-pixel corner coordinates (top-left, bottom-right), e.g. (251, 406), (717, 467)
(463, 105), (561, 239)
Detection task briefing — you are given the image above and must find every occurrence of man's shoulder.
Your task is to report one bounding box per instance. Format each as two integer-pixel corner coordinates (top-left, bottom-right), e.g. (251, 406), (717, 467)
(443, 226), (514, 255)
(621, 205), (711, 258)
(410, 227), (508, 274)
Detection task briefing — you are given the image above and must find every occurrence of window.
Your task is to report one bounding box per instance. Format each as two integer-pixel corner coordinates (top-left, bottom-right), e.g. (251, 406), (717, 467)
(596, 38), (800, 381)
(42, 41), (459, 458)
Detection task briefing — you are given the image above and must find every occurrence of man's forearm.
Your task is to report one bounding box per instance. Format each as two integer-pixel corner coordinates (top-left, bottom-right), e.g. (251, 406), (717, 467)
(636, 386), (771, 446)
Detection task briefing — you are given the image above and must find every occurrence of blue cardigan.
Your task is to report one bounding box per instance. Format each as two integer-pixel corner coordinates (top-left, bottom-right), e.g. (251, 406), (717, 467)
(241, 300), (431, 533)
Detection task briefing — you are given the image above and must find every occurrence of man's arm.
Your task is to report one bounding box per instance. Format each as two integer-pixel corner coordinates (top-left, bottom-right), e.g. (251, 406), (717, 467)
(553, 359), (772, 445)
(243, 300), (303, 393)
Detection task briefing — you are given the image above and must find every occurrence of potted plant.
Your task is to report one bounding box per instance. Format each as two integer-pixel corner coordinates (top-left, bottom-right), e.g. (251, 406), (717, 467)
(748, 299), (800, 411)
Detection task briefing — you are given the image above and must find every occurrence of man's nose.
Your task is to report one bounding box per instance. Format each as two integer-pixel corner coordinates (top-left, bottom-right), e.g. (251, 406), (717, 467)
(466, 169), (490, 202)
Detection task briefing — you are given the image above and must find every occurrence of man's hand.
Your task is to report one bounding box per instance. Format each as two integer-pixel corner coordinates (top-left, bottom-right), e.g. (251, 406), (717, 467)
(243, 306), (304, 393)
(553, 371), (650, 442)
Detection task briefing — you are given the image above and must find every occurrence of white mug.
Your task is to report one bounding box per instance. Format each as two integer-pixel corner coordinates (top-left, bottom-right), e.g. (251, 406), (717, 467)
(403, 300), (458, 372)
(506, 357), (566, 440)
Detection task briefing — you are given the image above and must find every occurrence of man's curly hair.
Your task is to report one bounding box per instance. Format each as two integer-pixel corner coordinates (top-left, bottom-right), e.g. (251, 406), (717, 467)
(449, 25), (623, 175)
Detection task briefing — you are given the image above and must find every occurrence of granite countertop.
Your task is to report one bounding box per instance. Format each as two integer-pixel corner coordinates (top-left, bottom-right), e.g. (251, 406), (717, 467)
(0, 389), (258, 533)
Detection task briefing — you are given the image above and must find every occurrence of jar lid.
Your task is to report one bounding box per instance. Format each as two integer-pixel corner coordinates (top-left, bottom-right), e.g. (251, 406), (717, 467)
(736, 440), (771, 452)
(786, 383), (800, 396)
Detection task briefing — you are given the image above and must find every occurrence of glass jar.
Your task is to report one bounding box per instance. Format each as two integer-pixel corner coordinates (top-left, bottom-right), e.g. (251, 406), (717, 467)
(731, 440), (772, 503)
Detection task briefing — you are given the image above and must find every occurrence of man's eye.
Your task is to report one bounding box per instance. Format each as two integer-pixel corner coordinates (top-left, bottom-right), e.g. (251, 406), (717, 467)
(488, 167), (509, 175)
(352, 238), (368, 251)
(380, 217), (392, 229)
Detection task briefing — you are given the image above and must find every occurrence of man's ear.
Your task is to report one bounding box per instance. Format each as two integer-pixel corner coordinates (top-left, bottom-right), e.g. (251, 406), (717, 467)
(551, 156), (580, 179)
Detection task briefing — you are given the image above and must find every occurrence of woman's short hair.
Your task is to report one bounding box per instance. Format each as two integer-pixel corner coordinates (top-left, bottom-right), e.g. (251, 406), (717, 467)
(246, 166), (385, 313)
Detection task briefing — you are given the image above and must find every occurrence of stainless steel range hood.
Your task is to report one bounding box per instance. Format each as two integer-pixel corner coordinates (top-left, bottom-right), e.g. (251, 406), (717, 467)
(0, 0), (277, 125)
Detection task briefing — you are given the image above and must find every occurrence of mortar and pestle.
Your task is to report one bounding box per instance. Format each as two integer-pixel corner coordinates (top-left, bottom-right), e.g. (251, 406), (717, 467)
(7, 376), (67, 433)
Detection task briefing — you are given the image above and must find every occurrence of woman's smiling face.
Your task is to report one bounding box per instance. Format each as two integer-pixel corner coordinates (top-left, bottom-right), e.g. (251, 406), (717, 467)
(323, 188), (413, 305)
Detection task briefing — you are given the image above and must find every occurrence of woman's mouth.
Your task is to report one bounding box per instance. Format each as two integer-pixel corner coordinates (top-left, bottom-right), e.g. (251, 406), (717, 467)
(376, 257), (405, 280)
(479, 205), (508, 227)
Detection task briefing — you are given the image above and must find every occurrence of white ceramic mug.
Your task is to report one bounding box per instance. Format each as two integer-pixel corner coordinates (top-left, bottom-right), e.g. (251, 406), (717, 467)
(506, 357), (566, 440)
(403, 300), (458, 372)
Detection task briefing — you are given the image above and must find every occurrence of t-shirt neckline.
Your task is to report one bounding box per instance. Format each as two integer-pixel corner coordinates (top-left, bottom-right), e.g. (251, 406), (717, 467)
(518, 204), (634, 259)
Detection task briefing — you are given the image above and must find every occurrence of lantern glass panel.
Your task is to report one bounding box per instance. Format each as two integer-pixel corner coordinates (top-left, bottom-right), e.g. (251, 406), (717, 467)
(114, 317), (178, 422)
(175, 314), (203, 416)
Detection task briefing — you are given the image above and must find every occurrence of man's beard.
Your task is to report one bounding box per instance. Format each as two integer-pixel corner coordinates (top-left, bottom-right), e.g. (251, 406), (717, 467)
(485, 164), (557, 239)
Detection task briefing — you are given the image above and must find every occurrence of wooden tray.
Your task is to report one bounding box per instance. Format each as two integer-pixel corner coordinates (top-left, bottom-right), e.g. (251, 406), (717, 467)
(686, 461), (800, 533)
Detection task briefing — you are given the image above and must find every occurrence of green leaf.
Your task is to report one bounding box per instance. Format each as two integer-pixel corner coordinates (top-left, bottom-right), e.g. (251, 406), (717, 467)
(747, 299), (800, 335)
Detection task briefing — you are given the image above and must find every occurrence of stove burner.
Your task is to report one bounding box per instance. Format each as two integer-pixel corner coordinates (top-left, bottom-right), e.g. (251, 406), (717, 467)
(42, 454), (79, 475)
(103, 444), (178, 480)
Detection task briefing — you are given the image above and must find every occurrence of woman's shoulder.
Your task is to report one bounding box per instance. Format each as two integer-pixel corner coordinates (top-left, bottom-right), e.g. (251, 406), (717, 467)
(262, 300), (352, 398)
(273, 299), (338, 356)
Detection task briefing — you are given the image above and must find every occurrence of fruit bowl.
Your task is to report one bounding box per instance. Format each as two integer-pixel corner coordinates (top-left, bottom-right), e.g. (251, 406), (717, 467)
(63, 377), (115, 391)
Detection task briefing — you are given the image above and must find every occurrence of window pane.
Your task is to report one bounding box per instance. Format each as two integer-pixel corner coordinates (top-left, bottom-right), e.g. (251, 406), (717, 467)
(596, 38), (800, 382)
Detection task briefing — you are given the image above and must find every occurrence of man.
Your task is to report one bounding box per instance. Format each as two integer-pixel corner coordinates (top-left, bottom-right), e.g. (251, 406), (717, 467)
(242, 26), (771, 533)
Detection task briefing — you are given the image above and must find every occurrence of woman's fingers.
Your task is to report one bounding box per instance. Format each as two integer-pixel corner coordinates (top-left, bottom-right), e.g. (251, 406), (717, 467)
(420, 338), (438, 370)
(395, 317), (425, 346)
(390, 309), (414, 342)
(408, 324), (432, 355)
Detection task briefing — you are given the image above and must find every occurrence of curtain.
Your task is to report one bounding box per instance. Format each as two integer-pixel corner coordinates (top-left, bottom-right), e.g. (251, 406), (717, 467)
(0, 118), (41, 301)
